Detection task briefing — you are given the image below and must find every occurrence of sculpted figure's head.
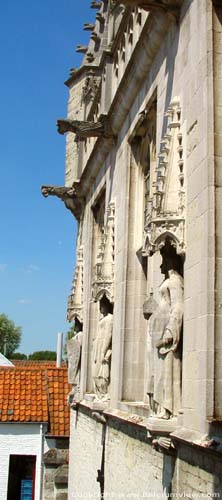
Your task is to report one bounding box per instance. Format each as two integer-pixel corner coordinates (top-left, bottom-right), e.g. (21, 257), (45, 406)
(99, 295), (113, 316)
(160, 238), (183, 278)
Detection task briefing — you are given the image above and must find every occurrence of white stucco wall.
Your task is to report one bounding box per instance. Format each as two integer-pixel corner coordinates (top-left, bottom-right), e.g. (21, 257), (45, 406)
(0, 423), (49, 500)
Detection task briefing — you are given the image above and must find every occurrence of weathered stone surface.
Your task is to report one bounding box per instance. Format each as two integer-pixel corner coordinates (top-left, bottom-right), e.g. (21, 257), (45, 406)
(54, 465), (69, 485)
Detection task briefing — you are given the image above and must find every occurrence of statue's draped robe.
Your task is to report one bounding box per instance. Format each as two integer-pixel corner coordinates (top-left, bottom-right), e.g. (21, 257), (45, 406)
(92, 313), (113, 399)
(147, 270), (183, 415)
(67, 331), (83, 400)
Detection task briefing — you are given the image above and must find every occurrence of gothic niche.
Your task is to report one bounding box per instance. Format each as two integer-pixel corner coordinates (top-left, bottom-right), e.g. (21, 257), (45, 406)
(92, 295), (113, 402)
(143, 97), (186, 257)
(146, 237), (184, 420)
(91, 200), (115, 403)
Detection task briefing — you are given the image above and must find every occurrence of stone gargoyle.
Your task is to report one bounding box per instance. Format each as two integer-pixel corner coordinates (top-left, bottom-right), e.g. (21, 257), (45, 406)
(57, 115), (113, 139)
(41, 184), (84, 220)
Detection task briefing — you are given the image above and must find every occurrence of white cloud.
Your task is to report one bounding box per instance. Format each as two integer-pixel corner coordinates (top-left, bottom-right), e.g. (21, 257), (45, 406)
(17, 299), (32, 305)
(20, 264), (40, 274)
(0, 264), (7, 272)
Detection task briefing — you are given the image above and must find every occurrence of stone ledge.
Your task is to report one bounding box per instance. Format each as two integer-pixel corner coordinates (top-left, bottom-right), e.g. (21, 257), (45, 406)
(147, 416), (178, 436)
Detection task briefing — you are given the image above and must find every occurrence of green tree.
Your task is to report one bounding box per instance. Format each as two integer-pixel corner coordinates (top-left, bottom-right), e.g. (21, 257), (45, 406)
(0, 314), (22, 356)
(28, 350), (57, 361)
(10, 352), (27, 360)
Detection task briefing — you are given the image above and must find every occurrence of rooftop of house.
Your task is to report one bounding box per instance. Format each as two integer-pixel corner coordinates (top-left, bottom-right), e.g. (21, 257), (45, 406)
(0, 362), (70, 437)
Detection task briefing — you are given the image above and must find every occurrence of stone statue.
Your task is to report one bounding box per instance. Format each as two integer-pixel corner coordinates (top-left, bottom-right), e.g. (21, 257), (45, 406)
(92, 296), (113, 401)
(147, 240), (184, 419)
(67, 319), (83, 405)
(57, 116), (113, 139)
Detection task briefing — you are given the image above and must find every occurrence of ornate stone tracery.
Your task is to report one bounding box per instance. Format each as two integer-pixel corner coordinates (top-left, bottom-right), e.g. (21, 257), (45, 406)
(81, 73), (101, 105)
(92, 201), (115, 303)
(143, 97), (186, 256)
(67, 221), (84, 324)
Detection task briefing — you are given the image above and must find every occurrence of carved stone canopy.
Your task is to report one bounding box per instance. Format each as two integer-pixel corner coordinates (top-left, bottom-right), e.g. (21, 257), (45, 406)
(41, 184), (84, 220)
(114, 0), (181, 19)
(57, 115), (113, 139)
(142, 97), (186, 257)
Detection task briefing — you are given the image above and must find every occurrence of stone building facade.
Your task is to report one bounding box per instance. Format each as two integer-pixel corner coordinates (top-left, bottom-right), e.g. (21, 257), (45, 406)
(43, 0), (222, 498)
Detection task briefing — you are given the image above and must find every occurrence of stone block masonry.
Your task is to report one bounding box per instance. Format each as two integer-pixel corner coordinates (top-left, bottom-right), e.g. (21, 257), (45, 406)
(68, 407), (222, 500)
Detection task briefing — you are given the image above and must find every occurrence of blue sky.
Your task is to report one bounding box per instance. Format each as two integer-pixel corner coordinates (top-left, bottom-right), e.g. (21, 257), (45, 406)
(0, 1), (94, 355)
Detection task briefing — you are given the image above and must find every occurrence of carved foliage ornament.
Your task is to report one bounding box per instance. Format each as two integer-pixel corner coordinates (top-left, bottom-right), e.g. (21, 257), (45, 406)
(92, 202), (115, 303)
(143, 97), (185, 256)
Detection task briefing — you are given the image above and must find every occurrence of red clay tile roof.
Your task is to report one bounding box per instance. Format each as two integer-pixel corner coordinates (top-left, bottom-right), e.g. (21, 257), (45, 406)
(11, 360), (67, 368)
(0, 365), (70, 436)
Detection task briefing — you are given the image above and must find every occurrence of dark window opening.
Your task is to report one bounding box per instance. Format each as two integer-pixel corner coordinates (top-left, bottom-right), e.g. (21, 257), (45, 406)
(7, 455), (36, 500)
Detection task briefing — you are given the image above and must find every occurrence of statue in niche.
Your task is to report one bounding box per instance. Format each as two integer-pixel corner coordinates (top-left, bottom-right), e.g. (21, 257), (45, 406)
(147, 239), (184, 419)
(67, 318), (83, 405)
(92, 295), (113, 401)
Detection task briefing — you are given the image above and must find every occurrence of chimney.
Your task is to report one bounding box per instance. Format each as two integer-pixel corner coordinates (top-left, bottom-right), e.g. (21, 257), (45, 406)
(56, 332), (63, 368)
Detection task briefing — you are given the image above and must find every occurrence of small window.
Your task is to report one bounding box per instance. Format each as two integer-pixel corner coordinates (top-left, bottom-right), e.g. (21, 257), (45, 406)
(7, 455), (36, 500)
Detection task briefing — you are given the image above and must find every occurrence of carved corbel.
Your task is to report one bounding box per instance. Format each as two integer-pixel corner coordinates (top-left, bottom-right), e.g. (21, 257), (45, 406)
(114, 0), (181, 20)
(91, 32), (101, 43)
(76, 45), (88, 54)
(83, 23), (95, 31)
(41, 183), (84, 220)
(152, 437), (176, 454)
(57, 115), (114, 139)
(91, 1), (102, 8)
